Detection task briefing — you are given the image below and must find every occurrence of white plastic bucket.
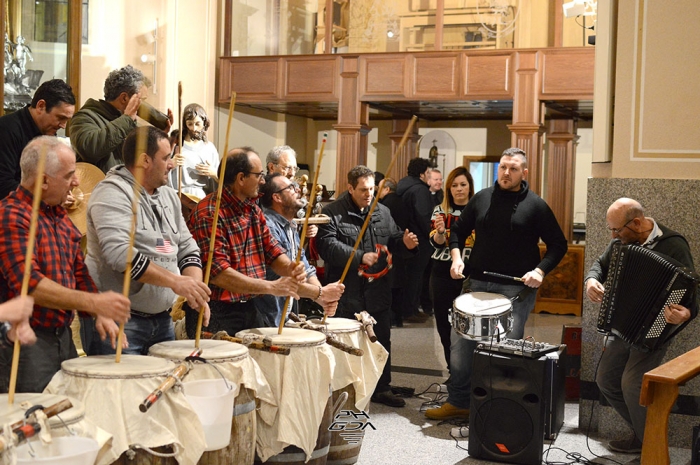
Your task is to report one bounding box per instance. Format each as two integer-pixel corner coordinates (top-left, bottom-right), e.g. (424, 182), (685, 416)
(16, 436), (99, 465)
(183, 378), (235, 451)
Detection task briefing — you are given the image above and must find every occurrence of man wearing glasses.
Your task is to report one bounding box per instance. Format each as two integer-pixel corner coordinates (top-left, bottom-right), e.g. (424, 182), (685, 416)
(585, 197), (695, 458)
(266, 145), (299, 179)
(255, 173), (344, 327)
(186, 147), (306, 337)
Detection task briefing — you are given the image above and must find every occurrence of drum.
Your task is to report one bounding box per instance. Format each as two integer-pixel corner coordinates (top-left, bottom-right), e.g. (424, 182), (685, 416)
(0, 393), (109, 464)
(452, 292), (513, 340)
(149, 339), (276, 465)
(308, 318), (388, 465)
(236, 327), (334, 465)
(44, 354), (207, 465)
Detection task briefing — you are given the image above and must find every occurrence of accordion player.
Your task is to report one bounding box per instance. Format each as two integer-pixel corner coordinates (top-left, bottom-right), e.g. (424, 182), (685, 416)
(597, 242), (700, 351)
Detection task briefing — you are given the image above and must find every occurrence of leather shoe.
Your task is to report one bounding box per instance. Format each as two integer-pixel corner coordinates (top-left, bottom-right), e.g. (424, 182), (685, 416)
(607, 435), (642, 454)
(425, 402), (470, 420)
(371, 390), (406, 408)
(404, 313), (430, 323)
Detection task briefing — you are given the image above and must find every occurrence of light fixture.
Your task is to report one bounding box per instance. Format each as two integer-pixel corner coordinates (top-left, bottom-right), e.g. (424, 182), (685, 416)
(140, 54), (156, 63)
(138, 19), (158, 94)
(563, 0), (597, 18)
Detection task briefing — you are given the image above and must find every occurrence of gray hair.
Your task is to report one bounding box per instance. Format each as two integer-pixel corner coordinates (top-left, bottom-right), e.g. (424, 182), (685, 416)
(104, 65), (145, 101)
(501, 147), (528, 169)
(20, 136), (68, 184)
(266, 145), (296, 166)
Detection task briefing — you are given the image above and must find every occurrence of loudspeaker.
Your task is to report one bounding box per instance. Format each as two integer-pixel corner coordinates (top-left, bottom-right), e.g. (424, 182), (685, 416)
(468, 347), (566, 465)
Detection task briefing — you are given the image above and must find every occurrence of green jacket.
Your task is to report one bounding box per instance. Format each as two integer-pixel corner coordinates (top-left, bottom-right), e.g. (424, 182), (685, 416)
(69, 98), (137, 173)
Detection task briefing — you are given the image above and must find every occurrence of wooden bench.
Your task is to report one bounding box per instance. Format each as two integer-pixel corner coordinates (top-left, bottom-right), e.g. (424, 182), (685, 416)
(639, 345), (700, 464)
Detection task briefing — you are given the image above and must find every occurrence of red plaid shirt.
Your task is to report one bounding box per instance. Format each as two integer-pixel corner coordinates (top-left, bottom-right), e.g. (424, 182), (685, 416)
(0, 187), (97, 328)
(188, 186), (285, 302)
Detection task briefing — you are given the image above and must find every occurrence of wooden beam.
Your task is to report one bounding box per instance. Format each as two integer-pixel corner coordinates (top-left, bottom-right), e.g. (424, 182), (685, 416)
(224, 0), (232, 56)
(434, 0), (444, 51)
(67, 0), (82, 107)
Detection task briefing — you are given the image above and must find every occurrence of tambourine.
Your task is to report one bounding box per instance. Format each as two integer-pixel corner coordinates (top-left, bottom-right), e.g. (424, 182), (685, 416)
(358, 243), (392, 282)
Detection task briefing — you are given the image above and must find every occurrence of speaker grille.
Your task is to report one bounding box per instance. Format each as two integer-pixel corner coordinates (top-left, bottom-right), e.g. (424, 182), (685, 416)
(474, 397), (534, 456)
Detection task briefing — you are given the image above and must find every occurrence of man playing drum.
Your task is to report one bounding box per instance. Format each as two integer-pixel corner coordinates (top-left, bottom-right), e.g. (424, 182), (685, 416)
(425, 147), (567, 420)
(86, 126), (211, 355)
(316, 165), (419, 408)
(0, 137), (131, 393)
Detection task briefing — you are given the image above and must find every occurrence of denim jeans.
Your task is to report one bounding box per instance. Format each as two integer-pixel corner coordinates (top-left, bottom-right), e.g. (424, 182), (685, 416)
(97, 311), (175, 356)
(446, 278), (538, 409)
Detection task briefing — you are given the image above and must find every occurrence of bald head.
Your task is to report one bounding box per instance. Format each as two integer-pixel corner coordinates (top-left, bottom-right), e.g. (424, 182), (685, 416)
(606, 197), (651, 244)
(607, 198), (645, 223)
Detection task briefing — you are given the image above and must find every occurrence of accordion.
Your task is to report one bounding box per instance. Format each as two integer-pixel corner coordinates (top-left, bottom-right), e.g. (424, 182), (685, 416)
(597, 242), (699, 351)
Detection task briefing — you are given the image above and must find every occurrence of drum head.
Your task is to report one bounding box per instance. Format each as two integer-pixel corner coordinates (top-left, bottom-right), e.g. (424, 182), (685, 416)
(236, 327), (326, 346)
(60, 355), (175, 378)
(308, 318), (361, 333)
(0, 393), (85, 427)
(149, 339), (248, 363)
(454, 292), (512, 315)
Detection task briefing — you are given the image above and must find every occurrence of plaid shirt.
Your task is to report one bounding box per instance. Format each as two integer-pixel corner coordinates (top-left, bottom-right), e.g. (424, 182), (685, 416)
(0, 187), (97, 328)
(188, 186), (285, 302)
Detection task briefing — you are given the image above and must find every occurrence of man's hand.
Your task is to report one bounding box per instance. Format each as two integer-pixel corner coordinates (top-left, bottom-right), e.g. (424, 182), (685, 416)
(450, 257), (465, 280)
(7, 320), (36, 345)
(306, 225), (318, 238)
(195, 162), (217, 179)
(173, 151), (185, 167)
(362, 252), (378, 267)
(403, 229), (419, 250)
(522, 269), (544, 288)
(289, 262), (306, 283)
(124, 93), (141, 120)
(664, 303), (691, 325)
(586, 278), (605, 303)
(322, 300), (338, 318)
(172, 276), (211, 310)
(95, 315), (128, 350)
(319, 282), (344, 305)
(91, 291), (131, 324)
(164, 108), (174, 133)
(269, 277), (300, 300)
(0, 295), (34, 324)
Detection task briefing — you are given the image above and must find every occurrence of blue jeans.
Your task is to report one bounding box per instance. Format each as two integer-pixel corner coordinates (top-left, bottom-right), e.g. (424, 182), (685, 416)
(447, 279), (538, 409)
(97, 311), (175, 356)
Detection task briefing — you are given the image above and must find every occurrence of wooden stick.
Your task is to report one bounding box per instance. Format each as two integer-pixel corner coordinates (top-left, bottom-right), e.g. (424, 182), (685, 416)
(278, 133), (327, 334)
(115, 131), (148, 363)
(195, 92), (237, 347)
(203, 331), (291, 355)
(0, 398), (72, 436)
(8, 145), (48, 405)
(177, 81), (183, 197)
(355, 311), (378, 343)
(337, 116), (417, 286)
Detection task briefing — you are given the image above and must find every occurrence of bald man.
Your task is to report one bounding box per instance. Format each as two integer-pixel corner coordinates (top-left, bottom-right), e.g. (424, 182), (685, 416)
(585, 197), (696, 457)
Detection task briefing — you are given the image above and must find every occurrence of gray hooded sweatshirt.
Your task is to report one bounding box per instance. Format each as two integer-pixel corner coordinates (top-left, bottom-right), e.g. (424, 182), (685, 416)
(86, 165), (202, 313)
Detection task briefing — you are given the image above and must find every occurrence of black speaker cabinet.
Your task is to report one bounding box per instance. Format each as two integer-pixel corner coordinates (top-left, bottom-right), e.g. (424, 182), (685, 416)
(468, 346), (566, 465)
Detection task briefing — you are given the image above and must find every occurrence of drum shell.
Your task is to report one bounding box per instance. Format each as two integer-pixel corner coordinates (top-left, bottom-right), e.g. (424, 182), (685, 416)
(327, 384), (366, 465)
(452, 292), (514, 340)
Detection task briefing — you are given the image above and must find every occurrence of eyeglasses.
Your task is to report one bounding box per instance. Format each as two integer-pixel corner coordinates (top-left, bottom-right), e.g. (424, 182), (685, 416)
(247, 171), (265, 180)
(607, 218), (634, 235)
(274, 183), (298, 194)
(275, 163), (298, 175)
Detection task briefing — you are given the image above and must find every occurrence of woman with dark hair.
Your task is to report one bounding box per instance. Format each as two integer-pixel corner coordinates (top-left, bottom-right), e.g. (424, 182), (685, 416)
(429, 166), (475, 372)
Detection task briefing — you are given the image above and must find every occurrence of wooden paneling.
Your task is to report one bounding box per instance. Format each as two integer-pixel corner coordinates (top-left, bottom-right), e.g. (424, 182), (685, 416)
(286, 58), (338, 99)
(413, 55), (460, 97)
(534, 244), (584, 316)
(464, 54), (512, 98)
(360, 56), (408, 97)
(541, 49), (595, 99)
(219, 59), (280, 102)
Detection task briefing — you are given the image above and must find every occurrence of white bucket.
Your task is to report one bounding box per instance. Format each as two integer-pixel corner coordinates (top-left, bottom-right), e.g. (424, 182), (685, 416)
(183, 378), (235, 451)
(16, 436), (99, 465)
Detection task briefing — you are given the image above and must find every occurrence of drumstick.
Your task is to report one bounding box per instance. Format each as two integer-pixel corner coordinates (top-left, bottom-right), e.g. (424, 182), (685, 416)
(298, 322), (364, 356)
(278, 133), (327, 335)
(195, 92), (237, 348)
(355, 311), (378, 343)
(0, 398), (73, 435)
(203, 331), (291, 355)
(115, 131), (148, 363)
(8, 145), (48, 405)
(177, 81), (183, 198)
(329, 116), (418, 324)
(139, 351), (199, 413)
(483, 271), (525, 283)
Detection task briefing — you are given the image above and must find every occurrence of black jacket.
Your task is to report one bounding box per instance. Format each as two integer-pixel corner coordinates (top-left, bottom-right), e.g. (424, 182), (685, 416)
(0, 106), (41, 199)
(396, 175), (433, 240)
(316, 193), (414, 315)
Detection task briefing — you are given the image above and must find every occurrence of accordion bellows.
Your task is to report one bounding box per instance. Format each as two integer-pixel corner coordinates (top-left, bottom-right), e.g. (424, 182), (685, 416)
(597, 243), (699, 351)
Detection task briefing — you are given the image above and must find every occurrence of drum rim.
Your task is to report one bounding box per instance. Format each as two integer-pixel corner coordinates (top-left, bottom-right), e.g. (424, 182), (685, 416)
(454, 291), (513, 314)
(307, 317), (362, 334)
(236, 327), (327, 347)
(60, 354), (175, 378)
(149, 339), (249, 362)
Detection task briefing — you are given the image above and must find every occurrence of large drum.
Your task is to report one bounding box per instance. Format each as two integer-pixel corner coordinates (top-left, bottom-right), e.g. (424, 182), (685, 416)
(452, 292), (513, 340)
(236, 327), (334, 465)
(148, 339), (277, 465)
(0, 393), (109, 463)
(309, 318), (388, 465)
(45, 355), (207, 465)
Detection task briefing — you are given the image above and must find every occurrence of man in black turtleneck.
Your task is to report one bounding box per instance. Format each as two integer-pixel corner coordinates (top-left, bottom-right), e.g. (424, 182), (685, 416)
(425, 147), (567, 421)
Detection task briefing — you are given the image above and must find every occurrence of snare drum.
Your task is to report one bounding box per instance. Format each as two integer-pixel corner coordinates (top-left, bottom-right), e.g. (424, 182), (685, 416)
(0, 393), (109, 463)
(452, 292), (513, 340)
(309, 318), (388, 465)
(44, 355), (206, 465)
(236, 327), (334, 465)
(149, 339), (276, 465)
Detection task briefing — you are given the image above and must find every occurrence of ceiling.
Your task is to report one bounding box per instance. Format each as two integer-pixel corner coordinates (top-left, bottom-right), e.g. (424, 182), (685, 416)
(235, 99), (594, 122)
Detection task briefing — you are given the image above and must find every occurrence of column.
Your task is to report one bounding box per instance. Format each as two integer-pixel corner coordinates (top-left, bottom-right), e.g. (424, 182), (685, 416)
(388, 119), (420, 181)
(545, 119), (577, 241)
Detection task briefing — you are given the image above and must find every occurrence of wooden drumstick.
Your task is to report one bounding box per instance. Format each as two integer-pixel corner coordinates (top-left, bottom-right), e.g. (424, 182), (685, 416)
(8, 145), (48, 405)
(203, 331), (291, 355)
(115, 131), (148, 363)
(139, 347), (201, 413)
(195, 92), (237, 348)
(278, 133), (327, 335)
(177, 81), (183, 198)
(0, 398), (72, 436)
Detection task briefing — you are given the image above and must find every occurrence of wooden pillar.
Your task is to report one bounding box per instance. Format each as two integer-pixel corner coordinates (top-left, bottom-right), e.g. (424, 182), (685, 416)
(334, 56), (370, 190)
(388, 119), (420, 181)
(508, 50), (544, 195)
(223, 0), (232, 56)
(435, 0), (444, 51)
(545, 119), (577, 242)
(67, 0), (82, 107)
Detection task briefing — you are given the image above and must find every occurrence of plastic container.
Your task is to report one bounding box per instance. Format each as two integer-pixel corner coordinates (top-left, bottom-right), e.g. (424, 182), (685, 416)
(183, 378), (234, 451)
(16, 436), (99, 465)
